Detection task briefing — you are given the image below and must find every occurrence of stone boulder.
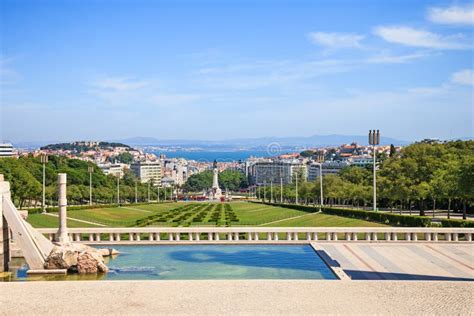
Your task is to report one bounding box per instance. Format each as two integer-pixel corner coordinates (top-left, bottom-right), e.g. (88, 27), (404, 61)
(77, 252), (108, 274)
(44, 243), (114, 274)
(44, 247), (77, 270)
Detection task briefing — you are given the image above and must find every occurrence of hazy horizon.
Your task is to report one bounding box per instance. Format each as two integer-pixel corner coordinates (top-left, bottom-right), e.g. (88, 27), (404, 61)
(1, 1), (473, 143)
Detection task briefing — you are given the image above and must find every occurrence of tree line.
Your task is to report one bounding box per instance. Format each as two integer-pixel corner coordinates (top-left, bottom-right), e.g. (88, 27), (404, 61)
(0, 155), (173, 208)
(183, 169), (249, 192)
(258, 140), (473, 219)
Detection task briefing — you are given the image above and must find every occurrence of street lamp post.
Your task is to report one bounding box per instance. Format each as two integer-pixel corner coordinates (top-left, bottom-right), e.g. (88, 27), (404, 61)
(40, 154), (48, 213)
(135, 180), (138, 203)
(313, 162), (324, 209)
(316, 153), (324, 209)
(147, 181), (150, 202)
(263, 181), (266, 202)
(295, 171), (298, 205)
(116, 175), (120, 205)
(280, 177), (283, 203)
(319, 163), (323, 208)
(270, 180), (273, 203)
(157, 185), (160, 203)
(88, 166), (94, 206)
(369, 129), (380, 211)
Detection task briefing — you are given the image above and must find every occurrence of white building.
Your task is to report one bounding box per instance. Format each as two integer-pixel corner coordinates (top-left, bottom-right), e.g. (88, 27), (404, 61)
(160, 176), (175, 187)
(131, 161), (162, 184)
(0, 143), (14, 158)
(162, 158), (188, 185)
(349, 156), (373, 167)
(308, 161), (351, 181)
(251, 160), (307, 185)
(99, 163), (126, 178)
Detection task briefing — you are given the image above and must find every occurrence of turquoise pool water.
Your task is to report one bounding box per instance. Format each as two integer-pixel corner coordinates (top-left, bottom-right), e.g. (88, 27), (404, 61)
(11, 245), (337, 281)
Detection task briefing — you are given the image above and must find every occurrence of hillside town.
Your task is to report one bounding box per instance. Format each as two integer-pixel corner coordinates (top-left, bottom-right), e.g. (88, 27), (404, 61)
(0, 141), (400, 189)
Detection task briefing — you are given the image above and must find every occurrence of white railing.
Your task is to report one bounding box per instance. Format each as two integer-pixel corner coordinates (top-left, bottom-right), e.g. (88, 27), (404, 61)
(36, 227), (474, 243)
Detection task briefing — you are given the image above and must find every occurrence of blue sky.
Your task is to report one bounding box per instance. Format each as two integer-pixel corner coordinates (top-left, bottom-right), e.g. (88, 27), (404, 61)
(1, 0), (473, 143)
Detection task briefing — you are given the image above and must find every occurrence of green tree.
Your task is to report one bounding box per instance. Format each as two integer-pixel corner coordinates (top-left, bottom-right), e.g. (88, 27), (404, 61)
(457, 156), (474, 220)
(116, 152), (134, 164)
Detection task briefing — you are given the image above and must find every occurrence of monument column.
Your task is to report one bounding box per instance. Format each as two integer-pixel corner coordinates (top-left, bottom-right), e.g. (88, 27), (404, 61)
(57, 173), (70, 244)
(211, 160), (222, 199)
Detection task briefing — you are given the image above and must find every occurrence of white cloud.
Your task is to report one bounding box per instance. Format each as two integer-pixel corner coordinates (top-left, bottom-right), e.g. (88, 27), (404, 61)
(87, 75), (201, 108)
(194, 59), (357, 90)
(428, 4), (474, 25)
(451, 69), (474, 86)
(92, 76), (149, 91)
(373, 26), (470, 49)
(366, 52), (428, 64)
(308, 32), (364, 49)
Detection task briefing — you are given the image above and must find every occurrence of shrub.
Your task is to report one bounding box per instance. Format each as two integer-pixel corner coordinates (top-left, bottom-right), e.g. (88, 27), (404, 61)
(26, 201), (171, 214)
(440, 219), (474, 228)
(321, 207), (431, 227)
(252, 201), (432, 227)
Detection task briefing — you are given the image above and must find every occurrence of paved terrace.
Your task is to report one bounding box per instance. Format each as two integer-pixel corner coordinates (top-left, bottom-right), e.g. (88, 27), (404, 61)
(0, 280), (472, 315)
(316, 242), (473, 281)
(2, 241), (473, 314)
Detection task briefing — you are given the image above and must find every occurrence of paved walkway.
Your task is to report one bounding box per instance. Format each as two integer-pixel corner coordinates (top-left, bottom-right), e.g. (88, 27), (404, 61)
(316, 242), (474, 281)
(44, 213), (105, 227)
(120, 206), (153, 213)
(0, 280), (472, 315)
(259, 212), (317, 226)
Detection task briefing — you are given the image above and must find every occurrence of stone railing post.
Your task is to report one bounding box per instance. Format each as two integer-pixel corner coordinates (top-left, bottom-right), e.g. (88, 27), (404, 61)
(57, 173), (70, 244)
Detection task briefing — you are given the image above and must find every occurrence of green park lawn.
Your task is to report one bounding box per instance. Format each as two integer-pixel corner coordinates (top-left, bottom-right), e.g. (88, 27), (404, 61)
(230, 202), (312, 225)
(64, 203), (177, 227)
(27, 213), (100, 228)
(264, 212), (386, 227)
(27, 201), (385, 228)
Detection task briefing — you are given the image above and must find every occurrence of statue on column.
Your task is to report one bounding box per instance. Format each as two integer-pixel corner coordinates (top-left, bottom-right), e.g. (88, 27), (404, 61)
(211, 160), (222, 200)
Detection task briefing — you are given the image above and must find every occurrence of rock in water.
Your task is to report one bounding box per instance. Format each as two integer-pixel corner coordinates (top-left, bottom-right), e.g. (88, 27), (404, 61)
(77, 252), (107, 273)
(44, 244), (110, 274)
(99, 248), (120, 257)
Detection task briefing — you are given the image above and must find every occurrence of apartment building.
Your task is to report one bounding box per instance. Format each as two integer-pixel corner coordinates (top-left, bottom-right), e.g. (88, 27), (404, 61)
(131, 161), (162, 184)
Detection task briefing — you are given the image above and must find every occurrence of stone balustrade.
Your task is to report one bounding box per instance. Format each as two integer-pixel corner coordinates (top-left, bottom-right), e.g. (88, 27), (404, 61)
(36, 227), (474, 244)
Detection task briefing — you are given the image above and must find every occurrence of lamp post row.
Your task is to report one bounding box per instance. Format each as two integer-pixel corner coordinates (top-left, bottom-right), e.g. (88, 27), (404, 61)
(41, 133), (378, 208)
(41, 154), (95, 210)
(369, 129), (381, 211)
(88, 166), (93, 206)
(260, 156), (324, 207)
(40, 153), (48, 213)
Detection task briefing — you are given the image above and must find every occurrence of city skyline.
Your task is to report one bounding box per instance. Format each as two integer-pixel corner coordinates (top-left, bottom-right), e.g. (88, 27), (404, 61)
(1, 0), (473, 143)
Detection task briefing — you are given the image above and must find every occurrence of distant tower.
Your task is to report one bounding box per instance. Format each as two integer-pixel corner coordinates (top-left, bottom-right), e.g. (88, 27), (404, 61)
(211, 160), (222, 199)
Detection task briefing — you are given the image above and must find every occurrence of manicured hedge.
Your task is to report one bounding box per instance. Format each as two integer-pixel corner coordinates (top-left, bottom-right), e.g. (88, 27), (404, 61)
(252, 201), (432, 227)
(440, 219), (474, 228)
(25, 201), (174, 214)
(321, 207), (432, 227)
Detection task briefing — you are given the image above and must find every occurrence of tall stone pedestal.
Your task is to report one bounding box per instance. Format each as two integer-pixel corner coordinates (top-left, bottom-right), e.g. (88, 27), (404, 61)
(0, 216), (9, 273)
(57, 173), (70, 244)
(0, 174), (10, 273)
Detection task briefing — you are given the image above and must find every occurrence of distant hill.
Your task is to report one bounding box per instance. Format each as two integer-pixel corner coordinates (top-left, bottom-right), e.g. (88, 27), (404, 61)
(114, 134), (410, 148)
(41, 141), (132, 152)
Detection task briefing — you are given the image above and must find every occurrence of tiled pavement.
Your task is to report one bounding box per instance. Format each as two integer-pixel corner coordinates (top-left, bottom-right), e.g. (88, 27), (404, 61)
(317, 242), (474, 281)
(1, 280), (472, 314)
(1, 242), (473, 314)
